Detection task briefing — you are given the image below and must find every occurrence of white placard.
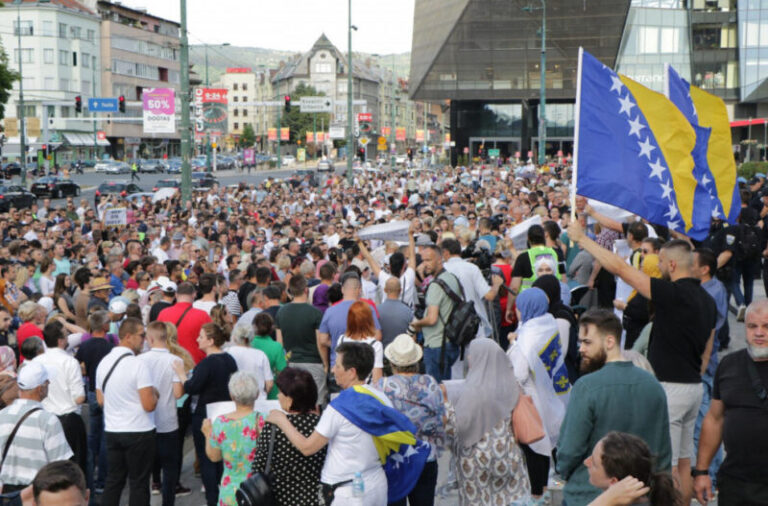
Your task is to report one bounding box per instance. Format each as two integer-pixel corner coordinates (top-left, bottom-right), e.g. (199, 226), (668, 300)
(358, 220), (411, 243)
(103, 207), (127, 227)
(506, 215), (543, 251)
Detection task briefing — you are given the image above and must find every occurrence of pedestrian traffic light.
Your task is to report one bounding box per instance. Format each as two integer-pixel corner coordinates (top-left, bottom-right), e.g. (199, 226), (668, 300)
(284, 95), (291, 113)
(74, 96), (82, 113)
(118, 95), (125, 113)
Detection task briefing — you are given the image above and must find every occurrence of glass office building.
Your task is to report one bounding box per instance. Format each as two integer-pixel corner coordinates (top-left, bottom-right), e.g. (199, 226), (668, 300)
(411, 0), (768, 164)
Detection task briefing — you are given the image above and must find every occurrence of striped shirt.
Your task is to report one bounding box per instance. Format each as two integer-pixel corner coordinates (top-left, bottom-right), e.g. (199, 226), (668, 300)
(0, 399), (73, 486)
(221, 290), (242, 317)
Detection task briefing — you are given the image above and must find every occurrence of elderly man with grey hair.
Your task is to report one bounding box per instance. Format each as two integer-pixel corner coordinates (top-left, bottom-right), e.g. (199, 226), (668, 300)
(201, 372), (266, 506)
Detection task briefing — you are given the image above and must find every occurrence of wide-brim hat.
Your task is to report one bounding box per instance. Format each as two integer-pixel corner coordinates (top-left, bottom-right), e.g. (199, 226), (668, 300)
(384, 334), (423, 367)
(90, 277), (112, 292)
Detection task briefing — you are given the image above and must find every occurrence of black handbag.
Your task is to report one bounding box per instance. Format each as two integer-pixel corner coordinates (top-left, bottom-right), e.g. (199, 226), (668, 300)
(236, 425), (276, 506)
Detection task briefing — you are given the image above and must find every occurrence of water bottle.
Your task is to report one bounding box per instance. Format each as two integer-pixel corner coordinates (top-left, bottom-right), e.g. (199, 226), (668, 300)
(352, 472), (364, 498)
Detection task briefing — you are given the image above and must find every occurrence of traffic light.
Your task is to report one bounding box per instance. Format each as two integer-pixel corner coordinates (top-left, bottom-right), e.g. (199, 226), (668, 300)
(118, 95), (125, 113)
(284, 95), (291, 113)
(75, 96), (82, 114)
(41, 144), (47, 157)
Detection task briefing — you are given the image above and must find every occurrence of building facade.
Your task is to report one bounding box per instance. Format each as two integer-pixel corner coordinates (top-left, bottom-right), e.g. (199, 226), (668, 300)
(0, 0), (105, 163)
(214, 67), (273, 151)
(411, 0), (768, 164)
(96, 0), (181, 159)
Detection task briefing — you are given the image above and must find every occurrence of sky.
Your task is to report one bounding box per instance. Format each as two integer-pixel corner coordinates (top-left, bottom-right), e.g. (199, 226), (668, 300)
(119, 0), (416, 55)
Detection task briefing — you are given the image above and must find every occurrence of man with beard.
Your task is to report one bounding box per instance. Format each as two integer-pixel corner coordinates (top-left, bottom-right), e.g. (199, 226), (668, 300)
(695, 300), (768, 505)
(568, 223), (716, 505)
(556, 309), (671, 506)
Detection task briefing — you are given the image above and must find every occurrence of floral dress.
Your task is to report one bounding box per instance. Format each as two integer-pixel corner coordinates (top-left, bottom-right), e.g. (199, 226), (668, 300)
(208, 411), (266, 506)
(444, 401), (530, 505)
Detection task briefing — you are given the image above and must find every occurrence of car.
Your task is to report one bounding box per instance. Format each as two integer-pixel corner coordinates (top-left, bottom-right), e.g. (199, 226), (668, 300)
(152, 179), (181, 192)
(125, 192), (154, 205)
(1, 162), (21, 178)
(94, 180), (144, 206)
(30, 176), (81, 198)
(191, 173), (218, 188)
(139, 159), (165, 173)
(395, 155), (407, 165)
(282, 155), (296, 166)
(0, 182), (36, 211)
(216, 156), (235, 170)
(166, 160), (182, 173)
(94, 160), (114, 173)
(104, 162), (131, 174)
(317, 159), (334, 172)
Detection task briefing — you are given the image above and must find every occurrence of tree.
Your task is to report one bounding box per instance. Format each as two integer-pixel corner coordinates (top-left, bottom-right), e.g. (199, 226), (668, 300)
(238, 123), (256, 149)
(0, 42), (19, 120)
(282, 83), (331, 145)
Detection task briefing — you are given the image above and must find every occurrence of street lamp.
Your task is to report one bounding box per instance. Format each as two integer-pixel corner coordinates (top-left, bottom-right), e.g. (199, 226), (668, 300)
(203, 42), (230, 172)
(179, 0), (192, 203)
(13, 0), (27, 186)
(346, 0), (357, 185)
(524, 0), (546, 165)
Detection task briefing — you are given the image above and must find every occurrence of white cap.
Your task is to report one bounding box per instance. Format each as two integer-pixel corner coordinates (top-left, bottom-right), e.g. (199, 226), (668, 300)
(17, 361), (56, 390)
(108, 297), (129, 314)
(150, 276), (177, 294)
(38, 297), (54, 315)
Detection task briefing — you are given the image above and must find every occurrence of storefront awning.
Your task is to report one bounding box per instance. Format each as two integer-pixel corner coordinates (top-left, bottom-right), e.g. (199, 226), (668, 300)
(62, 132), (110, 147)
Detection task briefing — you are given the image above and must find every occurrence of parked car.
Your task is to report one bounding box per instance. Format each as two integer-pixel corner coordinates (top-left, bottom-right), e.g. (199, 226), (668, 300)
(317, 159), (334, 173)
(139, 159), (165, 173)
(191, 173), (218, 188)
(153, 179), (180, 192)
(94, 160), (114, 173)
(0, 182), (36, 211)
(282, 155), (296, 166)
(125, 192), (154, 205)
(166, 160), (182, 173)
(104, 162), (131, 174)
(1, 162), (21, 178)
(30, 176), (81, 198)
(94, 180), (143, 206)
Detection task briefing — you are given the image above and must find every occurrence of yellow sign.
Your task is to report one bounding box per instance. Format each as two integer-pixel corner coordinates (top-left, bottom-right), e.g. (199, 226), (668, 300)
(4, 118), (18, 137)
(211, 142), (217, 149)
(27, 118), (41, 138)
(297, 148), (306, 162)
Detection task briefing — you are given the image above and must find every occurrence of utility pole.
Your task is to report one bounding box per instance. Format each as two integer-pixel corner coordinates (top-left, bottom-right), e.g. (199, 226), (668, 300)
(179, 0), (192, 203)
(16, 1), (27, 186)
(92, 64), (97, 160)
(346, 0), (353, 185)
(390, 55), (395, 172)
(276, 82), (281, 169)
(423, 102), (427, 166)
(205, 44), (211, 172)
(538, 0), (547, 165)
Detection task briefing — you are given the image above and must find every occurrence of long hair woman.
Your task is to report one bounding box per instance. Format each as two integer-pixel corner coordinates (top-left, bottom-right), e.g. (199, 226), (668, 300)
(335, 300), (383, 383)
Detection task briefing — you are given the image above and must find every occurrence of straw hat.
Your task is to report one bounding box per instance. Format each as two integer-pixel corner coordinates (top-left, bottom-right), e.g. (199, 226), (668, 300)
(384, 334), (423, 367)
(90, 277), (112, 292)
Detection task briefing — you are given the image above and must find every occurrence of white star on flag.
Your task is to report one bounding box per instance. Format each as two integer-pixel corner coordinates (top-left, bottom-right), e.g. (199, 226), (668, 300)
(660, 180), (673, 200)
(609, 74), (624, 94)
(665, 203), (678, 219)
(618, 94), (636, 116)
(701, 174), (711, 186)
(638, 137), (655, 159)
(627, 116), (645, 138)
(667, 220), (682, 230)
(648, 158), (665, 180)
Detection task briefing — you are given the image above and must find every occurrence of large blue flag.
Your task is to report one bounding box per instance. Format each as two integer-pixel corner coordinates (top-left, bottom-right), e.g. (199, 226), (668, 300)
(666, 65), (740, 225)
(575, 49), (712, 240)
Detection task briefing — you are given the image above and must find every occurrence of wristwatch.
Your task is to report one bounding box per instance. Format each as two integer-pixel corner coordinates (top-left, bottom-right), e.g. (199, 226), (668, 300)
(691, 468), (709, 478)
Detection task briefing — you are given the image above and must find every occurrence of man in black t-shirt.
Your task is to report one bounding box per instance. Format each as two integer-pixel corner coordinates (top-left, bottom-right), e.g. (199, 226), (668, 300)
(148, 279), (176, 323)
(694, 299), (768, 505)
(569, 223), (716, 505)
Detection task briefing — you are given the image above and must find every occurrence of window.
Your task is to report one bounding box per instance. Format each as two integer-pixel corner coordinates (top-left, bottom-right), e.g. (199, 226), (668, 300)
(638, 26), (659, 53)
(59, 78), (70, 91)
(44, 49), (54, 64)
(82, 53), (90, 68)
(242, 83), (248, 91)
(59, 50), (68, 65)
(233, 83), (238, 91)
(69, 26), (81, 40)
(315, 62), (333, 73)
(47, 105), (55, 118)
(233, 109), (239, 117)
(242, 96), (248, 102)
(86, 29), (95, 41)
(233, 96), (238, 102)
(92, 56), (96, 70)
(61, 106), (71, 117)
(82, 80), (90, 94)
(44, 77), (55, 90)
(17, 105), (36, 118)
(234, 122), (239, 130)
(243, 109), (248, 116)
(59, 23), (67, 38)
(72, 52), (77, 67)
(13, 49), (33, 64)
(13, 20), (33, 36)
(42, 21), (53, 36)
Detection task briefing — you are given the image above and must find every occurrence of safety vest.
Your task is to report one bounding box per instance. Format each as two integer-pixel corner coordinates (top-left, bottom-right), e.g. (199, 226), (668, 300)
(520, 245), (561, 291)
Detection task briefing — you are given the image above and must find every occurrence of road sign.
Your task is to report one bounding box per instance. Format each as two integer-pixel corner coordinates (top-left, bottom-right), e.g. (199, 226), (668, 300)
(329, 125), (345, 139)
(88, 98), (119, 112)
(488, 149), (500, 158)
(357, 113), (372, 123)
(26, 118), (41, 137)
(299, 96), (333, 113)
(358, 136), (369, 146)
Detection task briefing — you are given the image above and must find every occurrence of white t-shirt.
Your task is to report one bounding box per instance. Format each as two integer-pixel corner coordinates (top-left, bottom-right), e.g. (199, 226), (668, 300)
(95, 347), (155, 433)
(377, 267), (416, 308)
(137, 348), (181, 433)
(336, 335), (383, 371)
(39, 275), (55, 297)
(152, 247), (169, 263)
(193, 300), (217, 314)
(315, 385), (392, 483)
(226, 346), (273, 399)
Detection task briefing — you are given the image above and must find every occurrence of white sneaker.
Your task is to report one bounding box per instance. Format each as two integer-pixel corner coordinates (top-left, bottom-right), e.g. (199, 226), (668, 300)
(737, 304), (747, 322)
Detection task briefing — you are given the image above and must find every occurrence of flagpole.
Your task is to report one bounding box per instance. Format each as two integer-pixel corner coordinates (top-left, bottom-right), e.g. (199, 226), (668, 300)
(663, 62), (670, 99)
(571, 47), (584, 221)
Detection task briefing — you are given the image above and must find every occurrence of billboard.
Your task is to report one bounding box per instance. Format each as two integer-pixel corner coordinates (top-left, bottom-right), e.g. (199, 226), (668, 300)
(143, 88), (175, 134)
(194, 88), (228, 139)
(415, 129), (425, 142)
(280, 127), (290, 141)
(396, 127), (406, 142)
(268, 128), (277, 141)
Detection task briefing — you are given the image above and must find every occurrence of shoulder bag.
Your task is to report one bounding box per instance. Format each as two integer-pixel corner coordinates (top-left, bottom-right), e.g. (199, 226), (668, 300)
(0, 407), (42, 479)
(101, 352), (132, 393)
(511, 394), (545, 445)
(175, 305), (194, 328)
(236, 424), (276, 506)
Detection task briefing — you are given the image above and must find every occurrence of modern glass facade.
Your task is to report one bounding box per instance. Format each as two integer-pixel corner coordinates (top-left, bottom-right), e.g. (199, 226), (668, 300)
(738, 0), (768, 101)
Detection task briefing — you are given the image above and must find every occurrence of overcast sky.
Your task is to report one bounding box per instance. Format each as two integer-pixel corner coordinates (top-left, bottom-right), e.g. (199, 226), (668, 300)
(119, 0), (416, 54)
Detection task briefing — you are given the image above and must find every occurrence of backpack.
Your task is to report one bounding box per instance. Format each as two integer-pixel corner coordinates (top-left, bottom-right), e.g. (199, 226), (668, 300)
(432, 272), (481, 358)
(738, 223), (762, 260)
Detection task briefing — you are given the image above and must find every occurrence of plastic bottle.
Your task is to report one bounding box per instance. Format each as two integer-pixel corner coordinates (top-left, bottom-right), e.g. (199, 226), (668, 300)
(352, 472), (364, 498)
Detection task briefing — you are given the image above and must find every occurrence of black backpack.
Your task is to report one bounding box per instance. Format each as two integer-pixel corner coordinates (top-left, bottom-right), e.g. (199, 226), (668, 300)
(739, 222), (762, 260)
(432, 272), (480, 365)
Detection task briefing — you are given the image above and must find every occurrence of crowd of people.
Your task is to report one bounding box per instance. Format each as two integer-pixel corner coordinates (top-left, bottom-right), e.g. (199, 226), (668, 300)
(0, 161), (765, 506)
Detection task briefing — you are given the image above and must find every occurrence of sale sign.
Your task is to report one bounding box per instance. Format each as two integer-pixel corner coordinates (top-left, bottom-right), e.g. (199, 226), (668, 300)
(142, 88), (175, 134)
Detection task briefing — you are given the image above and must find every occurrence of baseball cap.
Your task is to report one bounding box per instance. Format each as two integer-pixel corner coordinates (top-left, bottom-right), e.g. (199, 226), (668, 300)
(108, 297), (129, 315)
(156, 276), (177, 293)
(17, 361), (56, 390)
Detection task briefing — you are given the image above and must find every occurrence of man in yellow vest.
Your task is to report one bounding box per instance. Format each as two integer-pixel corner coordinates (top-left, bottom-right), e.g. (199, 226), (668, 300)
(131, 161), (139, 182)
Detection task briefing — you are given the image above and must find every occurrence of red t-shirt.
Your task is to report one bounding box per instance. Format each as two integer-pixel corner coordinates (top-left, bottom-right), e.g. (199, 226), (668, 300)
(157, 302), (211, 364)
(17, 322), (43, 363)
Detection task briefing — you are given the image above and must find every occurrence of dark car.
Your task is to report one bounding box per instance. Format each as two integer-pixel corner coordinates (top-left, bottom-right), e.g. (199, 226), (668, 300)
(30, 176), (81, 198)
(153, 179), (180, 192)
(0, 162), (21, 178)
(191, 173), (218, 189)
(0, 182), (36, 212)
(139, 159), (165, 173)
(94, 180), (143, 206)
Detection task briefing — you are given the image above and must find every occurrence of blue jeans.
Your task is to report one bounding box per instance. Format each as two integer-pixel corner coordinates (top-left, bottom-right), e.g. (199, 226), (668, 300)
(86, 390), (108, 491)
(694, 376), (723, 486)
(424, 341), (459, 382)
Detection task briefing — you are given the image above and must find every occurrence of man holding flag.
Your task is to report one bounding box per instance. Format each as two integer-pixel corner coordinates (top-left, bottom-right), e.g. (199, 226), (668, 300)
(570, 49), (721, 503)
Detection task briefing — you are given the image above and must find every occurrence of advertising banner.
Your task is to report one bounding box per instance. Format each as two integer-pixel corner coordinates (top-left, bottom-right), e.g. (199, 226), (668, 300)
(415, 129), (425, 142)
(280, 127), (290, 141)
(243, 149), (255, 164)
(382, 126), (391, 136)
(194, 88), (228, 139)
(268, 128), (277, 141)
(395, 127), (406, 142)
(143, 88), (176, 134)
